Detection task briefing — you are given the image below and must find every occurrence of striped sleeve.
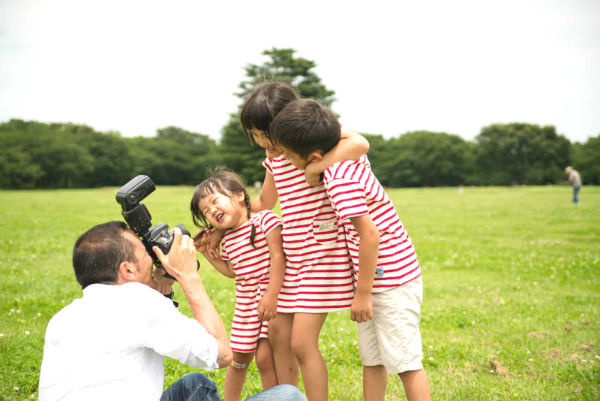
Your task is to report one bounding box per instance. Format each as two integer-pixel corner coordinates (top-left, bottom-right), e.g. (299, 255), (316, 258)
(262, 156), (273, 175)
(326, 178), (369, 221)
(259, 210), (282, 236)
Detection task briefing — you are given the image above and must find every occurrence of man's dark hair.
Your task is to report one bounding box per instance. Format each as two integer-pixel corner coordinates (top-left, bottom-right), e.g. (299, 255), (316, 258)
(73, 221), (137, 289)
(270, 98), (341, 158)
(240, 81), (299, 143)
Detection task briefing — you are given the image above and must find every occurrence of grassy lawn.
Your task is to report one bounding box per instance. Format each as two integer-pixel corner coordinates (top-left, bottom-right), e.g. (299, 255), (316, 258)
(0, 185), (598, 400)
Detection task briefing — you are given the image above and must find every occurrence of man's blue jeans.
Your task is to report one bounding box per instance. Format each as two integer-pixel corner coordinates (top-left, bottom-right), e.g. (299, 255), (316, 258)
(245, 384), (307, 401)
(161, 373), (220, 401)
(573, 186), (580, 204)
(161, 373), (306, 401)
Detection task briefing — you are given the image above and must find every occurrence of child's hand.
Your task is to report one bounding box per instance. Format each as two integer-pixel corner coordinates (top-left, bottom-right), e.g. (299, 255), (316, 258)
(350, 292), (373, 323)
(193, 228), (211, 253)
(207, 229), (225, 258)
(304, 163), (324, 187)
(193, 228), (224, 259)
(257, 291), (278, 321)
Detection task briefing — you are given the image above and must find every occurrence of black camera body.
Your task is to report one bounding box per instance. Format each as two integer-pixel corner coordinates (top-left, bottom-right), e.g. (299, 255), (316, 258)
(116, 175), (193, 280)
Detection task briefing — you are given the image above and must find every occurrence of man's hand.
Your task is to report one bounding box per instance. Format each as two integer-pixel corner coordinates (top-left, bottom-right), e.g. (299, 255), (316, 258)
(153, 227), (197, 281)
(350, 292), (373, 323)
(158, 228), (233, 368)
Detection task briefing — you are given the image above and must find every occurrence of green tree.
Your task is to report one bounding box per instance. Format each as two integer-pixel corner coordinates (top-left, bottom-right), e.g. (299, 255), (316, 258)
(362, 134), (391, 185)
(220, 47), (337, 184)
(0, 120), (220, 188)
(371, 131), (472, 187)
(0, 120), (95, 188)
(34, 131), (95, 187)
(129, 127), (219, 185)
(83, 131), (134, 187)
(0, 124), (44, 188)
(220, 114), (267, 185)
(237, 48), (336, 105)
(474, 123), (571, 185)
(572, 133), (600, 185)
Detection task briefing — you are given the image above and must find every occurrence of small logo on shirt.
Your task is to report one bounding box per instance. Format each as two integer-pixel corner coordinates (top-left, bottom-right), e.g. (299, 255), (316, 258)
(319, 221), (336, 231)
(376, 267), (385, 277)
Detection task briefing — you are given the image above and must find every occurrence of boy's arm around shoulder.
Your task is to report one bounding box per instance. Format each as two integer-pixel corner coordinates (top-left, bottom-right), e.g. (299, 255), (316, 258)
(305, 129), (370, 186)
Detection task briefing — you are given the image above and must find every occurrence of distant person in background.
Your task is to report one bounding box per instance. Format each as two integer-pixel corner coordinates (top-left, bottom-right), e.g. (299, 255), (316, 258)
(565, 166), (582, 205)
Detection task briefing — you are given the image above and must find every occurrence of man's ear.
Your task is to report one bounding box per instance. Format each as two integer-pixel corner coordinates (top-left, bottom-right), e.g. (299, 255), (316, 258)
(308, 150), (325, 164)
(117, 260), (137, 283)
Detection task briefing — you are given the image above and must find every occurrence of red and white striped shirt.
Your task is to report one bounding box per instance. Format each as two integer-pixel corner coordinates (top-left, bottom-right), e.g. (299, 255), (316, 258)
(219, 210), (281, 352)
(264, 155), (354, 313)
(323, 155), (421, 293)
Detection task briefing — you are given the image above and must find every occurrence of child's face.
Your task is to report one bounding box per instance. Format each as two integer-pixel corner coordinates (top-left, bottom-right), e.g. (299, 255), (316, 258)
(280, 145), (311, 171)
(251, 128), (282, 158)
(197, 190), (247, 230)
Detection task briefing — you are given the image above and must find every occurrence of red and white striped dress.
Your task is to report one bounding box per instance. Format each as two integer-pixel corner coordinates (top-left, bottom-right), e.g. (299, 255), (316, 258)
(263, 156), (354, 313)
(323, 155), (421, 293)
(219, 210), (281, 353)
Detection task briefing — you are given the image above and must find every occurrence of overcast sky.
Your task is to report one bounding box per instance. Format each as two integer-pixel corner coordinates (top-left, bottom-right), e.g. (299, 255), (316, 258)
(1, 0), (599, 143)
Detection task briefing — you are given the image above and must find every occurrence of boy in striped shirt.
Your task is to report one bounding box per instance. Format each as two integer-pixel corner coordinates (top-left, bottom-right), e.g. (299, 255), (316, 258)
(270, 99), (431, 401)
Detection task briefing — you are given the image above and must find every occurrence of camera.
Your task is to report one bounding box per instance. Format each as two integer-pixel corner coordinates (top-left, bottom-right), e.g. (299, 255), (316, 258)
(116, 175), (197, 280)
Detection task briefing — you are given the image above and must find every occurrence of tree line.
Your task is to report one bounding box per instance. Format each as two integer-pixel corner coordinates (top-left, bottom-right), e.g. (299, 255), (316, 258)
(1, 118), (597, 189)
(1, 48), (598, 189)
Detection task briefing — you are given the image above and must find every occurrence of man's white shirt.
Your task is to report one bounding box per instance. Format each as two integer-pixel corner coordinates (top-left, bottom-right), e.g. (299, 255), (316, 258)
(39, 282), (219, 401)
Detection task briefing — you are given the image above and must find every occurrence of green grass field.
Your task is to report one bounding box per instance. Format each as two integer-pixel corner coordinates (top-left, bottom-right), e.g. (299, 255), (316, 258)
(0, 185), (598, 400)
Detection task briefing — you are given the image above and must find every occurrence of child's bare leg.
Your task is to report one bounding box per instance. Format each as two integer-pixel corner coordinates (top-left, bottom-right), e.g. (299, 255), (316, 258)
(255, 338), (277, 390)
(398, 369), (431, 401)
(363, 365), (387, 401)
(291, 312), (328, 401)
(268, 312), (299, 386)
(224, 351), (255, 401)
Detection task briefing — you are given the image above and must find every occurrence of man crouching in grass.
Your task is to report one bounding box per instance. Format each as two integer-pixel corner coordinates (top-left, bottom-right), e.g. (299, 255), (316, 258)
(38, 221), (306, 401)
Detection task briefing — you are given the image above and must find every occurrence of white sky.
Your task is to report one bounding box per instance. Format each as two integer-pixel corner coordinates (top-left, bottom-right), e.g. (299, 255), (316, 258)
(1, 0), (599, 143)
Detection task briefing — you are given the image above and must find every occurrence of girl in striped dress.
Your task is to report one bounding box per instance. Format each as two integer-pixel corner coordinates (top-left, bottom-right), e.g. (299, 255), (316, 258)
(191, 168), (288, 401)
(238, 82), (369, 401)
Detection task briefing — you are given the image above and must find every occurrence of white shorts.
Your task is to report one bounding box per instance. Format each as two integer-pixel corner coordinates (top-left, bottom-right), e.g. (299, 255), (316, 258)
(357, 276), (424, 374)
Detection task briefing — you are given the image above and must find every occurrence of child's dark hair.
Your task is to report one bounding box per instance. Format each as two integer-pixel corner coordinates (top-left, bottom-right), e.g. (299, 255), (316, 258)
(270, 98), (341, 158)
(190, 167), (257, 247)
(240, 81), (299, 143)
